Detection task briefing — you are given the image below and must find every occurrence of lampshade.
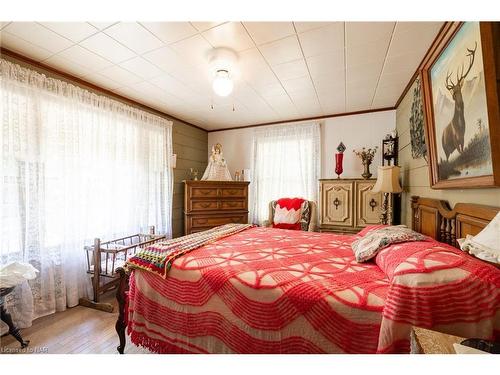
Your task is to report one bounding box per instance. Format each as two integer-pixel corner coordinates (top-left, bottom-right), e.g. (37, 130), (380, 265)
(371, 166), (402, 193)
(212, 70), (233, 97)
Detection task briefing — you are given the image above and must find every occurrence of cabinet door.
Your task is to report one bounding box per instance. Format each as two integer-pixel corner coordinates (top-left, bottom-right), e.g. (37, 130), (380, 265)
(320, 181), (353, 227)
(355, 181), (381, 227)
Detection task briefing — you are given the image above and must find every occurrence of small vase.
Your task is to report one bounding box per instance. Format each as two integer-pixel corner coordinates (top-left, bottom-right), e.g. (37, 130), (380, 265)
(335, 153), (344, 178)
(362, 160), (372, 179)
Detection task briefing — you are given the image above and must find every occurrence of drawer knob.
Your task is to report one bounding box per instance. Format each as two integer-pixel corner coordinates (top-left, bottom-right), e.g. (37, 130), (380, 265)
(227, 190), (239, 195)
(226, 202), (238, 207)
(369, 198), (377, 211)
(333, 197), (340, 210)
(200, 202), (212, 208)
(200, 190), (212, 195)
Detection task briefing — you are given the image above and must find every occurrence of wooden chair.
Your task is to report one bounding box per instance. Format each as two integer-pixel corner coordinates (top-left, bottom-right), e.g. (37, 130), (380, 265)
(263, 199), (317, 232)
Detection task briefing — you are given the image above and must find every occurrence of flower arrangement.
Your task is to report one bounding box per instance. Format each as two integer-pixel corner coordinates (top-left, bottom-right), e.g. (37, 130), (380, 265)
(353, 146), (378, 164)
(353, 146), (378, 179)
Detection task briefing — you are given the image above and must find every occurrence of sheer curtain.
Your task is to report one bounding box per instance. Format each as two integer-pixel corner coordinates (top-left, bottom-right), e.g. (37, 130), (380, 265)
(0, 59), (173, 328)
(251, 122), (320, 225)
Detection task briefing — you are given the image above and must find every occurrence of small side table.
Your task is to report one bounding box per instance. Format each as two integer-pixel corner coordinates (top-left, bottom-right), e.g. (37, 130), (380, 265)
(0, 286), (30, 348)
(411, 327), (464, 354)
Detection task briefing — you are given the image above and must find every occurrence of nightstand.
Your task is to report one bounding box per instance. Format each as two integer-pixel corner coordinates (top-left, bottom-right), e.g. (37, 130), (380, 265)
(411, 327), (465, 354)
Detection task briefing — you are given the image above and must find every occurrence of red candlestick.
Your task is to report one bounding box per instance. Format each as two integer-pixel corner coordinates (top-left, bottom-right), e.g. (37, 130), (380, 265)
(335, 153), (344, 178)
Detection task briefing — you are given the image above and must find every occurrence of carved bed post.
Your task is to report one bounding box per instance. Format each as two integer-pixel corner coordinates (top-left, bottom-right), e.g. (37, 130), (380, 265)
(411, 196), (420, 231)
(115, 267), (130, 354)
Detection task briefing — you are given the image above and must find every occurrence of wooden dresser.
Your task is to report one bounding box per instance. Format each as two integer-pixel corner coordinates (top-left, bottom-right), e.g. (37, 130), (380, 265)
(319, 178), (386, 234)
(183, 180), (250, 235)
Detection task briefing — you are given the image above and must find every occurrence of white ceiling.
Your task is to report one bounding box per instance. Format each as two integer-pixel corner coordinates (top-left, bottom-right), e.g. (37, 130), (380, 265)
(0, 21), (442, 130)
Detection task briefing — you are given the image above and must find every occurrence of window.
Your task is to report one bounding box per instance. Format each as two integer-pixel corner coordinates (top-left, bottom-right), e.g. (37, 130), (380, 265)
(251, 122), (320, 224)
(0, 58), (173, 316)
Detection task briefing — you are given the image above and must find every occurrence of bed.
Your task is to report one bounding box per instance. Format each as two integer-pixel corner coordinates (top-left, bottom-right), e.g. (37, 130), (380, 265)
(115, 196), (500, 354)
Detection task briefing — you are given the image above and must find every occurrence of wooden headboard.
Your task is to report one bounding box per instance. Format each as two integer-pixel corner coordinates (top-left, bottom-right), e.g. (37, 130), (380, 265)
(411, 196), (499, 249)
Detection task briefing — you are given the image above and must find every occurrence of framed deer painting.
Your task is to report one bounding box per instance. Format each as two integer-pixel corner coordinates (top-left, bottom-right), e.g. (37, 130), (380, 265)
(421, 22), (500, 189)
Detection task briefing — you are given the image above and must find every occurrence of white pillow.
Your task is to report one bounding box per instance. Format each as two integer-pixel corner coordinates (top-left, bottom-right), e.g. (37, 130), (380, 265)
(457, 211), (500, 264)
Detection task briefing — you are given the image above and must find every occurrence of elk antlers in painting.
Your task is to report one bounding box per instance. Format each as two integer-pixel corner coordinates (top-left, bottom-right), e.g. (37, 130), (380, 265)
(441, 42), (477, 162)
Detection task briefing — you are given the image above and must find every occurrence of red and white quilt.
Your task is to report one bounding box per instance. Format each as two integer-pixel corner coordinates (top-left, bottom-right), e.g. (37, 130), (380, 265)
(126, 227), (500, 353)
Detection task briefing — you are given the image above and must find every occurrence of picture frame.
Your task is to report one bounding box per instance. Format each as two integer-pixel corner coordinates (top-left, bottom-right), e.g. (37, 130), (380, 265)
(421, 22), (500, 189)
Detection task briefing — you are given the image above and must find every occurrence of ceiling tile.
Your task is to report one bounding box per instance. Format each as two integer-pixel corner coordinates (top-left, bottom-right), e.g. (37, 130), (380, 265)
(57, 45), (113, 71)
(202, 22), (254, 52)
(99, 65), (143, 86)
(191, 22), (226, 32)
(169, 65), (210, 86)
(4, 22), (73, 54)
(244, 66), (279, 90)
(83, 72), (122, 90)
(243, 22), (295, 45)
(104, 22), (163, 54)
(119, 56), (163, 80)
(294, 22), (333, 33)
(0, 31), (53, 61)
(281, 75), (315, 93)
(390, 22), (441, 54)
(80, 33), (136, 64)
(346, 38), (390, 67)
(43, 54), (94, 78)
(306, 52), (344, 79)
(149, 74), (192, 98)
(256, 82), (287, 99)
(346, 62), (382, 83)
(298, 22), (344, 58)
(288, 88), (317, 103)
(259, 35), (302, 66)
(170, 34), (212, 67)
(39, 22), (98, 43)
(346, 22), (395, 46)
(314, 74), (345, 94)
(238, 48), (270, 76)
(272, 59), (309, 81)
(141, 22), (198, 44)
(88, 22), (117, 30)
(395, 21), (443, 34)
(142, 45), (186, 73)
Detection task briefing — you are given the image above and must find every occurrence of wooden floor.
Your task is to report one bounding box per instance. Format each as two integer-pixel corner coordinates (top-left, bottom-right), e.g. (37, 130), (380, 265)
(0, 291), (149, 354)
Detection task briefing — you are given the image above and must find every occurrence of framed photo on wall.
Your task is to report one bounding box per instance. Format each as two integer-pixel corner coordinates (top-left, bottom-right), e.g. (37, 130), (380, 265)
(421, 22), (500, 189)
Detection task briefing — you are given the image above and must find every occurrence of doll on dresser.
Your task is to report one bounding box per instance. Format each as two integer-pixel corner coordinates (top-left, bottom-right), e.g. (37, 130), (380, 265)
(201, 143), (232, 181)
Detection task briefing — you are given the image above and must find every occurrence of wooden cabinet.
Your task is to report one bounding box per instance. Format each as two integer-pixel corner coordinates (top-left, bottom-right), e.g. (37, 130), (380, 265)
(319, 179), (386, 234)
(184, 180), (249, 235)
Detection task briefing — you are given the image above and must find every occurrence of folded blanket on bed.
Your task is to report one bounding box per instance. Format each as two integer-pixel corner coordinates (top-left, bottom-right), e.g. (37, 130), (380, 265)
(126, 224), (253, 277)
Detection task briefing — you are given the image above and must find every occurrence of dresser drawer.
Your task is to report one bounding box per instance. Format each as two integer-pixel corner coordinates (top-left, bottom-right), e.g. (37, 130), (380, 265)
(221, 186), (247, 198)
(189, 200), (219, 212)
(189, 214), (248, 229)
(189, 186), (219, 198)
(220, 200), (247, 210)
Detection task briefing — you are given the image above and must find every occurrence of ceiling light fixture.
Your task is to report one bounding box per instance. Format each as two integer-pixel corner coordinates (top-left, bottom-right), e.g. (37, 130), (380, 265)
(212, 69), (233, 97)
(208, 47), (238, 97)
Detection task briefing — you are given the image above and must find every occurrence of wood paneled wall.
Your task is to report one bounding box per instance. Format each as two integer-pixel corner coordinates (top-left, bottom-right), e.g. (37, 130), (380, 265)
(171, 122), (207, 237)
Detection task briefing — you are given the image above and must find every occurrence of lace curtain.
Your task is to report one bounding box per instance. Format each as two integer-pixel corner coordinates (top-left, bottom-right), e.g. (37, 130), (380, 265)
(0, 59), (173, 330)
(251, 122), (320, 225)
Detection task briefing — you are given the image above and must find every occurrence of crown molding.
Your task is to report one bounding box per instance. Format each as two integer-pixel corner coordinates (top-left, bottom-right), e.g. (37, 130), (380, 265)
(207, 107), (396, 132)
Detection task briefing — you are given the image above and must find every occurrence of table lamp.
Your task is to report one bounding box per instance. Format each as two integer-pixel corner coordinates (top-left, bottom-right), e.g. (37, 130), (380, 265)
(371, 166), (402, 225)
